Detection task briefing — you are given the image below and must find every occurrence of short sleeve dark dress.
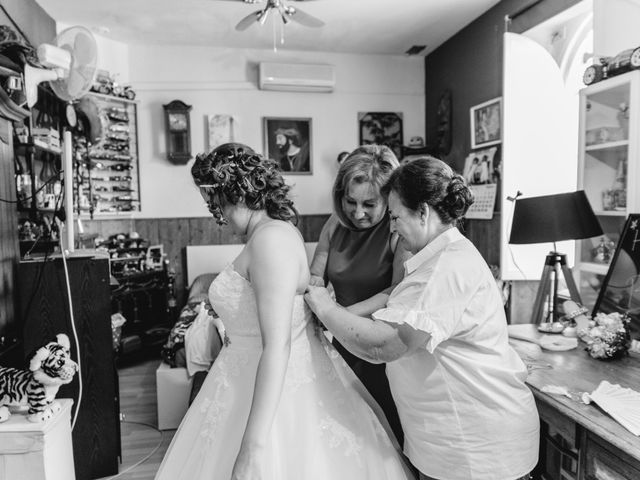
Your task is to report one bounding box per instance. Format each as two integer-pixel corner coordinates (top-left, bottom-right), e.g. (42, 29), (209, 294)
(326, 213), (404, 445)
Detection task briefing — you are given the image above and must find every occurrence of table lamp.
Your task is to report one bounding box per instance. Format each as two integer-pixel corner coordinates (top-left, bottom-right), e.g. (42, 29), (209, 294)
(509, 190), (603, 324)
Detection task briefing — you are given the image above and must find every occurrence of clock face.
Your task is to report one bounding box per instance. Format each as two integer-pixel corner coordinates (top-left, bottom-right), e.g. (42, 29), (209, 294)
(168, 112), (188, 131)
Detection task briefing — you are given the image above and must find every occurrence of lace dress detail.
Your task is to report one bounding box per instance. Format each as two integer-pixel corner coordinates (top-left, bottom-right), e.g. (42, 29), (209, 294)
(155, 264), (414, 480)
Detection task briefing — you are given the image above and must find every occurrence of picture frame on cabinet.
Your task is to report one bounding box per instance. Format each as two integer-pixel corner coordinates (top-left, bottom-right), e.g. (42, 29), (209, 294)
(470, 97), (502, 149)
(358, 112), (403, 159)
(146, 245), (164, 270)
(263, 117), (312, 174)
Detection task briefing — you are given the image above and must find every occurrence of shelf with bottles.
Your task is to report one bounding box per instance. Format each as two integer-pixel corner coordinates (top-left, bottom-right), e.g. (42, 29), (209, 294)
(73, 93), (140, 217)
(17, 212), (61, 258)
(576, 70), (640, 309)
(14, 141), (64, 219)
(580, 77), (634, 216)
(95, 233), (165, 279)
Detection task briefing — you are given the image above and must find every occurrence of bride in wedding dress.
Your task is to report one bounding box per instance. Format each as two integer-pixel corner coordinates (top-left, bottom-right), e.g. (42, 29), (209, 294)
(154, 143), (415, 480)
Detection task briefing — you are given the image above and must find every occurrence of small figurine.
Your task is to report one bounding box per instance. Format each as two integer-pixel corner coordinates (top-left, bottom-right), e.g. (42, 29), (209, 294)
(592, 237), (615, 263)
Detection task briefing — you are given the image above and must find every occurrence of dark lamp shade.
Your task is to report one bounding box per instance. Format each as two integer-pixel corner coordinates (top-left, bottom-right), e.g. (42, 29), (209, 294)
(509, 190), (603, 244)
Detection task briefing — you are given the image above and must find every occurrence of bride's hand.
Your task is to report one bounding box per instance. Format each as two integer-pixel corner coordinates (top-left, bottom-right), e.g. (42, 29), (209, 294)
(304, 285), (335, 318)
(231, 443), (264, 480)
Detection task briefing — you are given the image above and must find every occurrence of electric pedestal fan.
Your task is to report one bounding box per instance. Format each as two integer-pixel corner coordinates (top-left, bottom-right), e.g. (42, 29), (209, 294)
(24, 26), (99, 253)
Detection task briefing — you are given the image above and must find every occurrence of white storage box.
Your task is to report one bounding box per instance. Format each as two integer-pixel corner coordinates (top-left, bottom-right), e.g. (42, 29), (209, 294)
(156, 362), (193, 430)
(0, 398), (75, 480)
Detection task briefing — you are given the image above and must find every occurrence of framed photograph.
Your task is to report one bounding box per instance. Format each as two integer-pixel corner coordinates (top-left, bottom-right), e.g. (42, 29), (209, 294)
(593, 214), (640, 340)
(358, 112), (403, 159)
(463, 147), (498, 220)
(146, 245), (164, 270)
(263, 117), (312, 174)
(207, 114), (235, 152)
(470, 97), (502, 149)
(463, 146), (498, 186)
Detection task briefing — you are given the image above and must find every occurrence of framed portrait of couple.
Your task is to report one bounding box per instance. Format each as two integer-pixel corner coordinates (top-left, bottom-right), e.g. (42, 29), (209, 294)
(263, 117), (312, 175)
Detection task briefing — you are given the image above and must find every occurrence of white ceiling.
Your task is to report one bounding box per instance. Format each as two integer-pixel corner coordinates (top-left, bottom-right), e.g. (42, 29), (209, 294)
(35, 0), (500, 56)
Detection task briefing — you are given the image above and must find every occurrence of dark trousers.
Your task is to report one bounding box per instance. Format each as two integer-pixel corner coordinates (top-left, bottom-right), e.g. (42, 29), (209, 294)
(332, 338), (404, 447)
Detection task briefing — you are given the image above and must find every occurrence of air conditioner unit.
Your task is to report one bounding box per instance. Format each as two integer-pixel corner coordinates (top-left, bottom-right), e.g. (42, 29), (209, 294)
(259, 62), (335, 93)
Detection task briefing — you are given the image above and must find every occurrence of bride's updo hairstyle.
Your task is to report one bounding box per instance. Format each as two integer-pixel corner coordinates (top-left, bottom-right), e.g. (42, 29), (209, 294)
(192, 142), (298, 225)
(381, 156), (474, 226)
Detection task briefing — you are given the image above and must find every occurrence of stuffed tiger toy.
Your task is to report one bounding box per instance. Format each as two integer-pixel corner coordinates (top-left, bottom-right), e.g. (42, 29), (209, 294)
(0, 333), (78, 423)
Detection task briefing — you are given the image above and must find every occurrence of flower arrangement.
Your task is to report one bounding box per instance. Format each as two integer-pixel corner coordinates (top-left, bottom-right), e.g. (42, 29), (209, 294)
(579, 312), (631, 360)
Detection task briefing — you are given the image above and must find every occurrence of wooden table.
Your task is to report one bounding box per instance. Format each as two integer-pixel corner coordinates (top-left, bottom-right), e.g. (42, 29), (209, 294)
(511, 324), (640, 479)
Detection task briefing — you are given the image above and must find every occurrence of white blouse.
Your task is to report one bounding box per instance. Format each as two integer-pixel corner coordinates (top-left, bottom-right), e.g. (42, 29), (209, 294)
(373, 228), (539, 480)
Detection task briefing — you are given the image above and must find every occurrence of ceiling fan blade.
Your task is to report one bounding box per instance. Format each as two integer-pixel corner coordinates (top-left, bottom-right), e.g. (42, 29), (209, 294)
(287, 6), (324, 28)
(235, 10), (262, 31)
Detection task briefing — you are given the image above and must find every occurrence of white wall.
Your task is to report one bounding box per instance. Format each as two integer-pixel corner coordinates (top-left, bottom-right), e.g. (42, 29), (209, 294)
(126, 46), (425, 218)
(594, 0), (640, 56)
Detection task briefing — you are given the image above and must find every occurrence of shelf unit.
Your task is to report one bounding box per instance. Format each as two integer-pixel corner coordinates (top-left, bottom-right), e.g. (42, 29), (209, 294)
(13, 87), (64, 257)
(74, 92), (140, 217)
(576, 70), (640, 310)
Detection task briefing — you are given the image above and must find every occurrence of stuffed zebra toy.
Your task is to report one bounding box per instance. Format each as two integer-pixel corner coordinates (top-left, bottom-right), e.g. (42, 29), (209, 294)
(0, 333), (78, 422)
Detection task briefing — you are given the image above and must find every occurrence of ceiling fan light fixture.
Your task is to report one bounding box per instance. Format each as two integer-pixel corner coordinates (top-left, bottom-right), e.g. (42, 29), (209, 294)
(279, 9), (292, 25)
(235, 0), (324, 32)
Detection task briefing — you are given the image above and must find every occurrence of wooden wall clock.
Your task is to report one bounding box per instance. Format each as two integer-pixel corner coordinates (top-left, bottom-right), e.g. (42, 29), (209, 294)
(163, 100), (192, 164)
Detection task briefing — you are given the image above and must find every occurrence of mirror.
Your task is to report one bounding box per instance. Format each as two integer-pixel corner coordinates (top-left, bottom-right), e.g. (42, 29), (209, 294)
(593, 214), (640, 340)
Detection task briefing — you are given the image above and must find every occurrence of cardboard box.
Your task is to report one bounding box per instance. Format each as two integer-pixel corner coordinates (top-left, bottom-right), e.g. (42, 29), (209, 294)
(156, 362), (193, 430)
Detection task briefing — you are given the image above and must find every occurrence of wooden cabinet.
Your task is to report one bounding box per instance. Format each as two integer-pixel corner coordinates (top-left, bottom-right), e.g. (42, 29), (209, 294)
(74, 92), (140, 216)
(576, 70), (640, 310)
(536, 401), (580, 480)
(16, 255), (120, 480)
(584, 434), (640, 480)
(522, 328), (640, 480)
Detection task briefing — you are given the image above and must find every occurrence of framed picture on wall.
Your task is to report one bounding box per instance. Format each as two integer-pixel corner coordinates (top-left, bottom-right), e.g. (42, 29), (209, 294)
(358, 112), (403, 158)
(263, 117), (312, 174)
(470, 97), (502, 149)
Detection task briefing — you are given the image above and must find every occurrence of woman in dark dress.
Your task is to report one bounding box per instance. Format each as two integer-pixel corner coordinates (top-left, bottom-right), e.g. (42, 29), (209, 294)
(309, 144), (408, 445)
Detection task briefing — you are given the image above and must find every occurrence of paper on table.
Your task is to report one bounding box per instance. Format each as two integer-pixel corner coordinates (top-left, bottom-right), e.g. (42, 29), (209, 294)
(585, 381), (640, 436)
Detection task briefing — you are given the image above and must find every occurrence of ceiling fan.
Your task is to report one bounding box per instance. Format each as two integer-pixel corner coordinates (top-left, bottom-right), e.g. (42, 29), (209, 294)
(234, 0), (324, 31)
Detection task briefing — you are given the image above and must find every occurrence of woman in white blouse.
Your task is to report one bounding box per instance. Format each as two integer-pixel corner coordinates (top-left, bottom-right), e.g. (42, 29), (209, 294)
(305, 156), (539, 480)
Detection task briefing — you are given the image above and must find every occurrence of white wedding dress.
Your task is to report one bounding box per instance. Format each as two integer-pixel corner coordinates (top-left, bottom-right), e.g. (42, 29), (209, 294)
(155, 264), (415, 480)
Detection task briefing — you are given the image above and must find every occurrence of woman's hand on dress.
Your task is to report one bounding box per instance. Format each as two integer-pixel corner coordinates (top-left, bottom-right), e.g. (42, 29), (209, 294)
(308, 275), (325, 287)
(231, 443), (264, 480)
(304, 285), (336, 319)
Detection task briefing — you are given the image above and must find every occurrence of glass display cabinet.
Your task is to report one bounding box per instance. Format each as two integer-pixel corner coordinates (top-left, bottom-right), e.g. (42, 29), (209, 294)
(576, 70), (640, 310)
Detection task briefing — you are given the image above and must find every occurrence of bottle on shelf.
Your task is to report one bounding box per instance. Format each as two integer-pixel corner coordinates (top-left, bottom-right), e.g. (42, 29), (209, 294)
(611, 156), (627, 210)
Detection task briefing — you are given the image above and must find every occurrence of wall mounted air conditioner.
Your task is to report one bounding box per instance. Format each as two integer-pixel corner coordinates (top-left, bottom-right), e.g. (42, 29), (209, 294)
(259, 62), (335, 93)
